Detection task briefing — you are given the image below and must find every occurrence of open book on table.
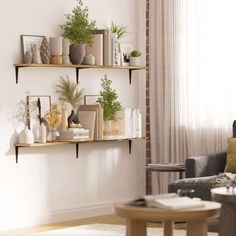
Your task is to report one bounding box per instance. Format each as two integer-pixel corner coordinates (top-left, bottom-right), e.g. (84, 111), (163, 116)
(127, 193), (205, 210)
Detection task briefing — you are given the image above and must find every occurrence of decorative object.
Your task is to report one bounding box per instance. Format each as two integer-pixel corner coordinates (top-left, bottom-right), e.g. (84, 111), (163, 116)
(19, 127), (34, 144)
(60, 0), (97, 64)
(44, 103), (61, 141)
(23, 50), (32, 64)
(26, 95), (51, 130)
(21, 35), (44, 63)
(69, 43), (85, 65)
(31, 44), (42, 64)
(60, 103), (68, 131)
(83, 54), (95, 65)
(40, 36), (50, 64)
(67, 109), (77, 128)
(113, 34), (120, 66)
(109, 22), (128, 40)
(49, 37), (63, 56)
(130, 50), (141, 66)
(104, 120), (113, 136)
(119, 43), (133, 66)
(62, 38), (71, 64)
(38, 123), (47, 143)
(97, 74), (122, 122)
(50, 55), (63, 64)
(56, 76), (84, 127)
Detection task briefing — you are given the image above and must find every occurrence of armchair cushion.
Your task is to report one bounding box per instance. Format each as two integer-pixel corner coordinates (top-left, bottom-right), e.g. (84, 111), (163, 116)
(168, 176), (216, 200)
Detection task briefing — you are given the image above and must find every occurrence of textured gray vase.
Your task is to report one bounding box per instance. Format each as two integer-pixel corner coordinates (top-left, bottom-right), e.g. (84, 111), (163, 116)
(69, 43), (85, 65)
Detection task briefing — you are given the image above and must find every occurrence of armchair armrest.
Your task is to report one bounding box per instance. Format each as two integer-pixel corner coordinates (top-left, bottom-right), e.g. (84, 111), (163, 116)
(186, 151), (227, 178)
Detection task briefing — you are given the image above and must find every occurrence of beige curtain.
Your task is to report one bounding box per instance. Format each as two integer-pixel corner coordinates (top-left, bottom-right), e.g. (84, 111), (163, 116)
(149, 0), (236, 193)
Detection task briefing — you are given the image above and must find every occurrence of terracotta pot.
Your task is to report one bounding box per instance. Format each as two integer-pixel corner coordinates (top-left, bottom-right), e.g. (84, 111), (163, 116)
(69, 43), (85, 65)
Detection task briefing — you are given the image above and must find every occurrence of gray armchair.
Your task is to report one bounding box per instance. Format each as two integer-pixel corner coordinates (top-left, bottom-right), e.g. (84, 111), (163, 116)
(168, 151), (227, 200)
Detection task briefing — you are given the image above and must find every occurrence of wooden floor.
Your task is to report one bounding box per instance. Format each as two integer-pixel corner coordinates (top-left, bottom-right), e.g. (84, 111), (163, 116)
(0, 214), (184, 235)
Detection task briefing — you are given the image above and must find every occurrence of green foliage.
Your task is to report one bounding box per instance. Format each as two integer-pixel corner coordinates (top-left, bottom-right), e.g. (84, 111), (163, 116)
(97, 75), (122, 121)
(56, 76), (84, 109)
(60, 0), (97, 45)
(109, 22), (127, 40)
(130, 50), (141, 57)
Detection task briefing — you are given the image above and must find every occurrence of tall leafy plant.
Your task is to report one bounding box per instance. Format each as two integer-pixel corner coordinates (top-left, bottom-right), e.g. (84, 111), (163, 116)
(60, 0), (96, 45)
(97, 75), (122, 121)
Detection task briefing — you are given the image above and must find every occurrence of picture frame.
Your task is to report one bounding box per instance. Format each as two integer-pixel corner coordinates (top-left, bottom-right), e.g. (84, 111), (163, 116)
(119, 43), (133, 66)
(21, 34), (44, 60)
(26, 95), (51, 129)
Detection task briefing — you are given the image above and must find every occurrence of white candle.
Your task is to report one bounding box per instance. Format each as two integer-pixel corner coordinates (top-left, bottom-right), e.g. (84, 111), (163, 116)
(49, 37), (62, 56)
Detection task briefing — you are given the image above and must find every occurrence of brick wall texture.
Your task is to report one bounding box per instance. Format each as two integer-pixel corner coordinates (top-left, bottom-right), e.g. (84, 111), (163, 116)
(145, 0), (152, 194)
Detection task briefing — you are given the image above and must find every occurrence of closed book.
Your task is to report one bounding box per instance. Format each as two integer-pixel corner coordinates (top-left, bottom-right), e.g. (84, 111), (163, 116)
(96, 29), (108, 65)
(79, 104), (103, 140)
(78, 111), (96, 140)
(85, 34), (103, 65)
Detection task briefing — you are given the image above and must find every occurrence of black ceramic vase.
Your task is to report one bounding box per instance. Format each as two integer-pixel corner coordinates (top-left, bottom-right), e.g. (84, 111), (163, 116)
(67, 110), (79, 128)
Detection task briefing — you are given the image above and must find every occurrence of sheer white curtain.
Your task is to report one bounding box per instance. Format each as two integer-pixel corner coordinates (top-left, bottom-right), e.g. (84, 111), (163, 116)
(149, 0), (236, 193)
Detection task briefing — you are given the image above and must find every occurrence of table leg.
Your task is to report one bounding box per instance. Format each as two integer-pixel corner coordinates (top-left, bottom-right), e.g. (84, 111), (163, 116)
(126, 219), (146, 236)
(187, 220), (207, 236)
(163, 220), (174, 236)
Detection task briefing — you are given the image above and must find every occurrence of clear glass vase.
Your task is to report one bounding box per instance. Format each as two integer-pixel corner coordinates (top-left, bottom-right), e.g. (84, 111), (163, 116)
(47, 127), (59, 141)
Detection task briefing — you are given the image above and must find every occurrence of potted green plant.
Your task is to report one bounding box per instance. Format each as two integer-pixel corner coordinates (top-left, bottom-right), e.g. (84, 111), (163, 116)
(60, 0), (96, 65)
(130, 50), (142, 66)
(109, 22), (127, 40)
(56, 76), (84, 127)
(97, 74), (122, 135)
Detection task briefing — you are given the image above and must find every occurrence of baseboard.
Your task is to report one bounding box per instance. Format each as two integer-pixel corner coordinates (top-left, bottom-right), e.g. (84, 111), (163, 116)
(0, 202), (116, 231)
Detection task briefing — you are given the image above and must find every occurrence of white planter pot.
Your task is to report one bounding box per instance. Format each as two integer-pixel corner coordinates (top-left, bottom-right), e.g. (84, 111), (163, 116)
(129, 57), (140, 66)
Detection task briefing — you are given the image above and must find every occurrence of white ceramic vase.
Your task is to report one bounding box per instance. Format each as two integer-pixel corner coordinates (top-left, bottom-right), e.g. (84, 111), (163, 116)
(39, 123), (47, 143)
(19, 127), (34, 144)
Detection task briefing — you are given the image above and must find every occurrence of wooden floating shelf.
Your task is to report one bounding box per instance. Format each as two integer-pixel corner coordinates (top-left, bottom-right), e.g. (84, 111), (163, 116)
(14, 137), (146, 163)
(14, 64), (146, 84)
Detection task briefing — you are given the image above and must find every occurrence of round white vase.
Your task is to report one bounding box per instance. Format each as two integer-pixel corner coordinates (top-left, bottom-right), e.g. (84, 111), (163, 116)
(19, 127), (34, 144)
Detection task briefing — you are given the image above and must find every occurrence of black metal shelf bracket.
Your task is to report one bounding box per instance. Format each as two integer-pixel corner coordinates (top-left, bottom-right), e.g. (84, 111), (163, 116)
(15, 146), (19, 163)
(76, 143), (79, 158)
(15, 66), (23, 84)
(76, 68), (80, 84)
(129, 69), (132, 84)
(129, 140), (132, 154)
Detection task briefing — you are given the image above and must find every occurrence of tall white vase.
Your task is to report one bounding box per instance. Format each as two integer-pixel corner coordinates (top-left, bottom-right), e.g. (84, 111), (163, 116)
(39, 123), (47, 143)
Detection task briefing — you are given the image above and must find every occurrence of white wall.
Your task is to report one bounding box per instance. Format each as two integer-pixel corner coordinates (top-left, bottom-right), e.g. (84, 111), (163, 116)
(0, 0), (146, 230)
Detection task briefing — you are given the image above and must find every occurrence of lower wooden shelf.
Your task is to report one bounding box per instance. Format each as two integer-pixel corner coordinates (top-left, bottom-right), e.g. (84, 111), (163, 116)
(14, 137), (146, 163)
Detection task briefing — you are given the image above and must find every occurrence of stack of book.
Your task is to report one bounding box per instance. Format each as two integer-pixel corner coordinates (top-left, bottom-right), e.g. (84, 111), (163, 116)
(58, 128), (89, 141)
(85, 29), (120, 66)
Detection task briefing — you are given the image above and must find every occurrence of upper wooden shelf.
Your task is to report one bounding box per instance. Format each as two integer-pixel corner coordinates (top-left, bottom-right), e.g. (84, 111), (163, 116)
(14, 137), (146, 163)
(14, 63), (146, 84)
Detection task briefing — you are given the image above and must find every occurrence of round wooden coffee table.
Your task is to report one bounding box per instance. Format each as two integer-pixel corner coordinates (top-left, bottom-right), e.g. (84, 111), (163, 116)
(115, 201), (221, 236)
(211, 187), (236, 236)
